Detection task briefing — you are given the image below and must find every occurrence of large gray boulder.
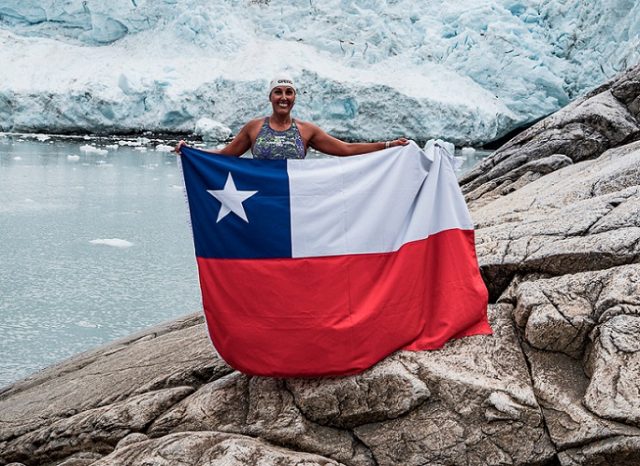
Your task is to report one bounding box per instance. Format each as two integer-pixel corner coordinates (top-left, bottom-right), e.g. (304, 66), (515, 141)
(1, 64), (640, 466)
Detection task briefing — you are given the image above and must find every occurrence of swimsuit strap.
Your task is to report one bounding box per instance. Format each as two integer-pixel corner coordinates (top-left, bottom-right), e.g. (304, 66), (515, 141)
(252, 117), (306, 160)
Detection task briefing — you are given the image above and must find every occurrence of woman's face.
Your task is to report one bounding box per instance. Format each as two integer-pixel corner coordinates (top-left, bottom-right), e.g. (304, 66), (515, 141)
(270, 86), (296, 116)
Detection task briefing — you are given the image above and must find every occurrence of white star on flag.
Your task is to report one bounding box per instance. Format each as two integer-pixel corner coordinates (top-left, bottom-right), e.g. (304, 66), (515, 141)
(207, 173), (258, 223)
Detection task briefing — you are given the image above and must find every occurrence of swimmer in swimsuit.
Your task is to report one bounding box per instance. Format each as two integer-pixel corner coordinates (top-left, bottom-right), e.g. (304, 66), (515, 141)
(252, 117), (306, 160)
(176, 75), (408, 158)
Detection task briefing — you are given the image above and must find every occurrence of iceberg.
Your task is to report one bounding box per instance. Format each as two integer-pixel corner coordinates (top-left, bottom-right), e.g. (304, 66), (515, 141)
(0, 0), (638, 145)
(89, 238), (134, 248)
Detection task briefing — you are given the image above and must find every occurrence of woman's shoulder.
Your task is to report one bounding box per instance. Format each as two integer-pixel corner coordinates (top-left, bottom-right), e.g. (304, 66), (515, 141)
(245, 117), (267, 128)
(239, 117), (267, 136)
(293, 119), (321, 132)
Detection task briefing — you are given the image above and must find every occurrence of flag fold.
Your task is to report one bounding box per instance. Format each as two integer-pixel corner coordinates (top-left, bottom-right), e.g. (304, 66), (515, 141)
(180, 141), (491, 377)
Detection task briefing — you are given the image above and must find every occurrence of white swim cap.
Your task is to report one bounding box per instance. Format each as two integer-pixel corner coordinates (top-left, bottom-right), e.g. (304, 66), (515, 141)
(269, 75), (296, 95)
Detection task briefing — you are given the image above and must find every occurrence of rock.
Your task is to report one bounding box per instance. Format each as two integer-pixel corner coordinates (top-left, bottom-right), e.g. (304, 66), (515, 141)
(0, 314), (231, 465)
(558, 437), (640, 466)
(146, 372), (374, 465)
(461, 63), (640, 206)
(352, 304), (554, 466)
(55, 452), (104, 466)
(584, 314), (640, 426)
(115, 433), (149, 449)
(1, 387), (193, 465)
(511, 266), (640, 464)
(471, 141), (640, 300)
(145, 304), (554, 466)
(287, 359), (430, 429)
(92, 431), (343, 465)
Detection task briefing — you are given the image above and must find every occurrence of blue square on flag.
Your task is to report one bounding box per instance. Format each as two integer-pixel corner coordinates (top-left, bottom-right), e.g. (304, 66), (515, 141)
(180, 147), (292, 259)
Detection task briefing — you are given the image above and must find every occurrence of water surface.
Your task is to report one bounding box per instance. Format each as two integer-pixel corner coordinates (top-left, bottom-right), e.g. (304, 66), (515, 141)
(1, 135), (200, 387)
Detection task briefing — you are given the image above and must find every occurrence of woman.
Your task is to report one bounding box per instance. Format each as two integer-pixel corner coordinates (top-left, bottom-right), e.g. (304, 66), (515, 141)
(176, 75), (409, 158)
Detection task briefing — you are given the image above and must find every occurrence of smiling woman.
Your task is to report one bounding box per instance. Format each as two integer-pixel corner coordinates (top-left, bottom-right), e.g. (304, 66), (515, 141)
(176, 74), (409, 158)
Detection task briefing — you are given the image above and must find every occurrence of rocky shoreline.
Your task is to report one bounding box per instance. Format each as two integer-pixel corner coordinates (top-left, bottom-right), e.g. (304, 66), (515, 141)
(1, 63), (639, 466)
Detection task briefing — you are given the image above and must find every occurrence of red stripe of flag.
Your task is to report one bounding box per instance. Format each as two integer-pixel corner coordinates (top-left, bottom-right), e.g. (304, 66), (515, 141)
(197, 228), (490, 377)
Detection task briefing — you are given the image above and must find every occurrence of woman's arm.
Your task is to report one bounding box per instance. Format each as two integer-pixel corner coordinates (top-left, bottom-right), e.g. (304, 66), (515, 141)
(175, 120), (259, 156)
(305, 123), (408, 156)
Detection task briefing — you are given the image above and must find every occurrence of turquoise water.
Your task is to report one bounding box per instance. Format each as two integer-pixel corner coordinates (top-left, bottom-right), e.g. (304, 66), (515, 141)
(0, 134), (490, 388)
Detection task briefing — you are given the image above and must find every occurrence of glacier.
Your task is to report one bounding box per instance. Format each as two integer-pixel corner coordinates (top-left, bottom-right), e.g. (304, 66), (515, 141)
(0, 0), (639, 144)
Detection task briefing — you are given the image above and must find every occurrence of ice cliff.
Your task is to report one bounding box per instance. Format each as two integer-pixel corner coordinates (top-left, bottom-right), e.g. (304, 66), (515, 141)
(0, 0), (639, 144)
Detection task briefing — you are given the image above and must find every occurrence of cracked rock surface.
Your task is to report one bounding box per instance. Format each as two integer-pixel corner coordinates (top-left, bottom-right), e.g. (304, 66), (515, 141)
(1, 65), (640, 466)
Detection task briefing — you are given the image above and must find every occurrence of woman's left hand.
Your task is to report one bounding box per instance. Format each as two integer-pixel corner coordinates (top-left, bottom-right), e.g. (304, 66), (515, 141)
(175, 140), (188, 154)
(386, 138), (410, 148)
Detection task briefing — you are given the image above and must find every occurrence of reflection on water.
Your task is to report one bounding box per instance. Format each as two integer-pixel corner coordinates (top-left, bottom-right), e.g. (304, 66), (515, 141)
(0, 134), (492, 388)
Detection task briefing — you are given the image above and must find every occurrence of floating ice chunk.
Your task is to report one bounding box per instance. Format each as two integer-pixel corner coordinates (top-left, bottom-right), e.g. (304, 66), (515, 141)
(35, 134), (50, 141)
(155, 144), (175, 152)
(170, 184), (185, 190)
(13, 156), (22, 160)
(89, 238), (134, 248)
(118, 140), (135, 146)
(105, 144), (119, 150)
(67, 154), (80, 161)
(80, 145), (108, 155)
(134, 146), (148, 152)
(75, 320), (99, 328)
(195, 118), (232, 142)
(461, 147), (476, 155)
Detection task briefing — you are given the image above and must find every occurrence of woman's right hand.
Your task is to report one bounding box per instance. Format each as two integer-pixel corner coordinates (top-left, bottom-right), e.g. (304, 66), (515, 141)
(175, 140), (187, 154)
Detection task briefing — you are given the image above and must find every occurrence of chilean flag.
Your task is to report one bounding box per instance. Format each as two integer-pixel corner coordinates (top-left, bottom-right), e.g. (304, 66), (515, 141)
(180, 141), (491, 377)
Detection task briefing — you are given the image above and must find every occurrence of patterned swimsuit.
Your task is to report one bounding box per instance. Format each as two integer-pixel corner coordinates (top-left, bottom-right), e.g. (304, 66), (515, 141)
(252, 117), (306, 160)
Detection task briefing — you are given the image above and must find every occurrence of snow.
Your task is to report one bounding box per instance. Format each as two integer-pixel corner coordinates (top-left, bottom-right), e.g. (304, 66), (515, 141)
(0, 0), (638, 145)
